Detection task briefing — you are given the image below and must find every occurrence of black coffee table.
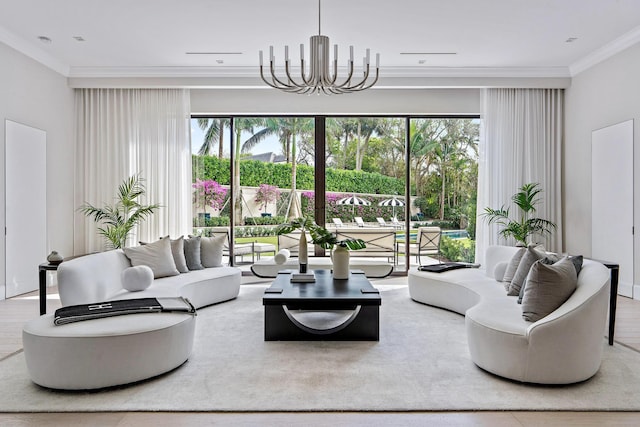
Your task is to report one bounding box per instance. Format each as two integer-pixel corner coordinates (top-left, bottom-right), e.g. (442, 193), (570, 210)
(263, 269), (381, 341)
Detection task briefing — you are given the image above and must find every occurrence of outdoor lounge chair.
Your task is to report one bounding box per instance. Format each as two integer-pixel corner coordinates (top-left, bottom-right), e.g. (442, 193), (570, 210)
(354, 217), (366, 227)
(332, 218), (345, 227)
(409, 226), (442, 264)
(376, 217), (388, 227)
(390, 216), (403, 229)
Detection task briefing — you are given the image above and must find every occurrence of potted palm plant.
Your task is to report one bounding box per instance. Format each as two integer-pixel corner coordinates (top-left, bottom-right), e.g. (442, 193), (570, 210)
(79, 173), (161, 249)
(482, 182), (556, 246)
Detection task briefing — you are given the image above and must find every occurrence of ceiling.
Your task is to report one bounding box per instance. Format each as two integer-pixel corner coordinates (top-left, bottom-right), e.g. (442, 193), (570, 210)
(2, 0), (640, 84)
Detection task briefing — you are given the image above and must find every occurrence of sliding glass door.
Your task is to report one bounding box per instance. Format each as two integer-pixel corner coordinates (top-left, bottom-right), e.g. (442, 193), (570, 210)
(191, 115), (478, 271)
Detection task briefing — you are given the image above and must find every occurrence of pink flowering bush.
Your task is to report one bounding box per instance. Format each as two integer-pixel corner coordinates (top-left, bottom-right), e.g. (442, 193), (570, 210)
(193, 179), (227, 213)
(255, 184), (281, 213)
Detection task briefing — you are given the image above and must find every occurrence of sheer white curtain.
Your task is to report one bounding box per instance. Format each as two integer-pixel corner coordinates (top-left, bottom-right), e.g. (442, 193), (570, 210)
(74, 89), (192, 253)
(476, 88), (563, 265)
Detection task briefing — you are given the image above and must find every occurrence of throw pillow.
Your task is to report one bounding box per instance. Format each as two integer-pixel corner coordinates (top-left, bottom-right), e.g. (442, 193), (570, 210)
(274, 248), (291, 265)
(184, 235), (204, 270)
(121, 265), (154, 291)
(161, 235), (189, 273)
(517, 256), (555, 304)
(200, 234), (226, 268)
(508, 245), (549, 296)
(502, 247), (525, 290)
(493, 261), (509, 282)
(521, 257), (578, 322)
(568, 255), (584, 276)
(123, 238), (179, 279)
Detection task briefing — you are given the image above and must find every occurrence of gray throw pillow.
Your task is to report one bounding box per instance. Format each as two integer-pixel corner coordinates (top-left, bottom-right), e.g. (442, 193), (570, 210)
(200, 234), (226, 268)
(568, 255), (583, 276)
(163, 235), (189, 273)
(123, 238), (179, 279)
(184, 236), (204, 270)
(502, 247), (525, 291)
(521, 257), (578, 322)
(508, 245), (548, 296)
(518, 256), (554, 304)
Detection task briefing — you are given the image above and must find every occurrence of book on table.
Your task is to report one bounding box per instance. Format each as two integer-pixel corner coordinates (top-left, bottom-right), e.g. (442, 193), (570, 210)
(291, 272), (316, 283)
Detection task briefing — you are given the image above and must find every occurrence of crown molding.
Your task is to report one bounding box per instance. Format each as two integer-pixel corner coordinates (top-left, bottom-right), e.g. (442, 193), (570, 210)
(0, 24), (69, 76)
(570, 25), (640, 76)
(67, 65), (570, 79)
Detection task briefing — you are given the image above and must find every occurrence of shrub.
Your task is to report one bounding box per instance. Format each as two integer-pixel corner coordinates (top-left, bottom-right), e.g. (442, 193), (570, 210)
(243, 216), (286, 226)
(440, 236), (475, 263)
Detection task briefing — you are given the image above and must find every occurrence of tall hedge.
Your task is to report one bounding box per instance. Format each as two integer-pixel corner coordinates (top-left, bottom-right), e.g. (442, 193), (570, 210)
(193, 155), (406, 194)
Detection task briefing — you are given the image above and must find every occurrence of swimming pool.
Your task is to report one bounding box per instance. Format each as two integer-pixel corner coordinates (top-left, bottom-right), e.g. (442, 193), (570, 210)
(397, 229), (469, 241)
(442, 230), (469, 239)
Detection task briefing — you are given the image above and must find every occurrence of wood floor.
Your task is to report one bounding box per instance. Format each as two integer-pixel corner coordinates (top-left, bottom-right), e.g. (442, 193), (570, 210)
(1, 279), (640, 426)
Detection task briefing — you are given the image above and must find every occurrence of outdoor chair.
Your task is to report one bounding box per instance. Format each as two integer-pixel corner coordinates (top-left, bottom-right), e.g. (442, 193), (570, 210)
(376, 217), (388, 227)
(354, 217), (366, 227)
(390, 216), (403, 229)
(332, 218), (345, 227)
(409, 226), (442, 265)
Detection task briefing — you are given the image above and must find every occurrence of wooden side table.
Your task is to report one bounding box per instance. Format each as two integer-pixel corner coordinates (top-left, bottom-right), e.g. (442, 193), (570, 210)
(38, 262), (61, 315)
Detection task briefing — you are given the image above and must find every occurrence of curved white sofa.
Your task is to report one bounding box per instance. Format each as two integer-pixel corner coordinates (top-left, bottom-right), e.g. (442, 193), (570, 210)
(57, 249), (241, 308)
(408, 245), (611, 384)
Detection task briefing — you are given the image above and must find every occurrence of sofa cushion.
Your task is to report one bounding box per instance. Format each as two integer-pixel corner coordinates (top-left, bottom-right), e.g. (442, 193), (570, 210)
(184, 236), (204, 270)
(502, 247), (525, 290)
(493, 261), (509, 282)
(517, 255), (556, 304)
(200, 235), (226, 268)
(121, 265), (154, 291)
(123, 238), (179, 279)
(166, 236), (189, 273)
(521, 257), (578, 322)
(508, 245), (547, 296)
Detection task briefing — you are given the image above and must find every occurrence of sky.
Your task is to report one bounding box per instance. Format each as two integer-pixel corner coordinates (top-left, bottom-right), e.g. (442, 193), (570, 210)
(190, 120), (282, 157)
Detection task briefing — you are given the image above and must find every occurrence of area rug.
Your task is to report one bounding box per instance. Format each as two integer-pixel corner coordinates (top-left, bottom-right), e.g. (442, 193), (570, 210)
(2, 285), (640, 412)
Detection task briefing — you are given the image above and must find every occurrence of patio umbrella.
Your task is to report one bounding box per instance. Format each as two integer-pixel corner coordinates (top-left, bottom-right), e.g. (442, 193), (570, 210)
(336, 194), (371, 217)
(378, 197), (406, 218)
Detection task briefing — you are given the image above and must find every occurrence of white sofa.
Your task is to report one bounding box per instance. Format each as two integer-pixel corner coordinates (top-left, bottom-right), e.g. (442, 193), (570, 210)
(408, 245), (611, 384)
(57, 249), (241, 308)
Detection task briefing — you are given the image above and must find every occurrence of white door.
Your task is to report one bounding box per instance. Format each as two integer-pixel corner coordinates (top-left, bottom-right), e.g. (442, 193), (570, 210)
(5, 120), (47, 298)
(591, 120), (634, 297)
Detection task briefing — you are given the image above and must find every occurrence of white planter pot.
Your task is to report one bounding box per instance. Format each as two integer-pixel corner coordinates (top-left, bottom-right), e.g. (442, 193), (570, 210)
(332, 245), (350, 279)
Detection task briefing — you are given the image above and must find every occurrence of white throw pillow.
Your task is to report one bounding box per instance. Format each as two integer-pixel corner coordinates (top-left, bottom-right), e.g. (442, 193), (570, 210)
(274, 249), (290, 265)
(200, 235), (226, 268)
(493, 261), (509, 282)
(121, 265), (154, 292)
(123, 238), (180, 279)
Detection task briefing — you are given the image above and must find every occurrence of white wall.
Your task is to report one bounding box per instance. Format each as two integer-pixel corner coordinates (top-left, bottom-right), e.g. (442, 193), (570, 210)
(191, 88), (480, 115)
(565, 42), (640, 286)
(0, 41), (75, 297)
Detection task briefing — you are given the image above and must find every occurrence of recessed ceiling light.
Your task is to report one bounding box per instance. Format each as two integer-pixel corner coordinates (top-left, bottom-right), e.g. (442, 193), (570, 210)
(73, 36), (86, 42)
(185, 52), (243, 55)
(216, 59), (224, 64)
(565, 37), (578, 43)
(418, 60), (426, 64)
(37, 36), (52, 44)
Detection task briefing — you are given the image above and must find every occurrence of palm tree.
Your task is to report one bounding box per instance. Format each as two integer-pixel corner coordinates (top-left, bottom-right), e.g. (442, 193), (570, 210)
(230, 118), (267, 223)
(244, 118), (314, 219)
(197, 118), (227, 158)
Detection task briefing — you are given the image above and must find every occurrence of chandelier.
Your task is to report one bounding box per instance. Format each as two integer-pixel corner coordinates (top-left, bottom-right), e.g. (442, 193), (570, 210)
(259, 0), (380, 95)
